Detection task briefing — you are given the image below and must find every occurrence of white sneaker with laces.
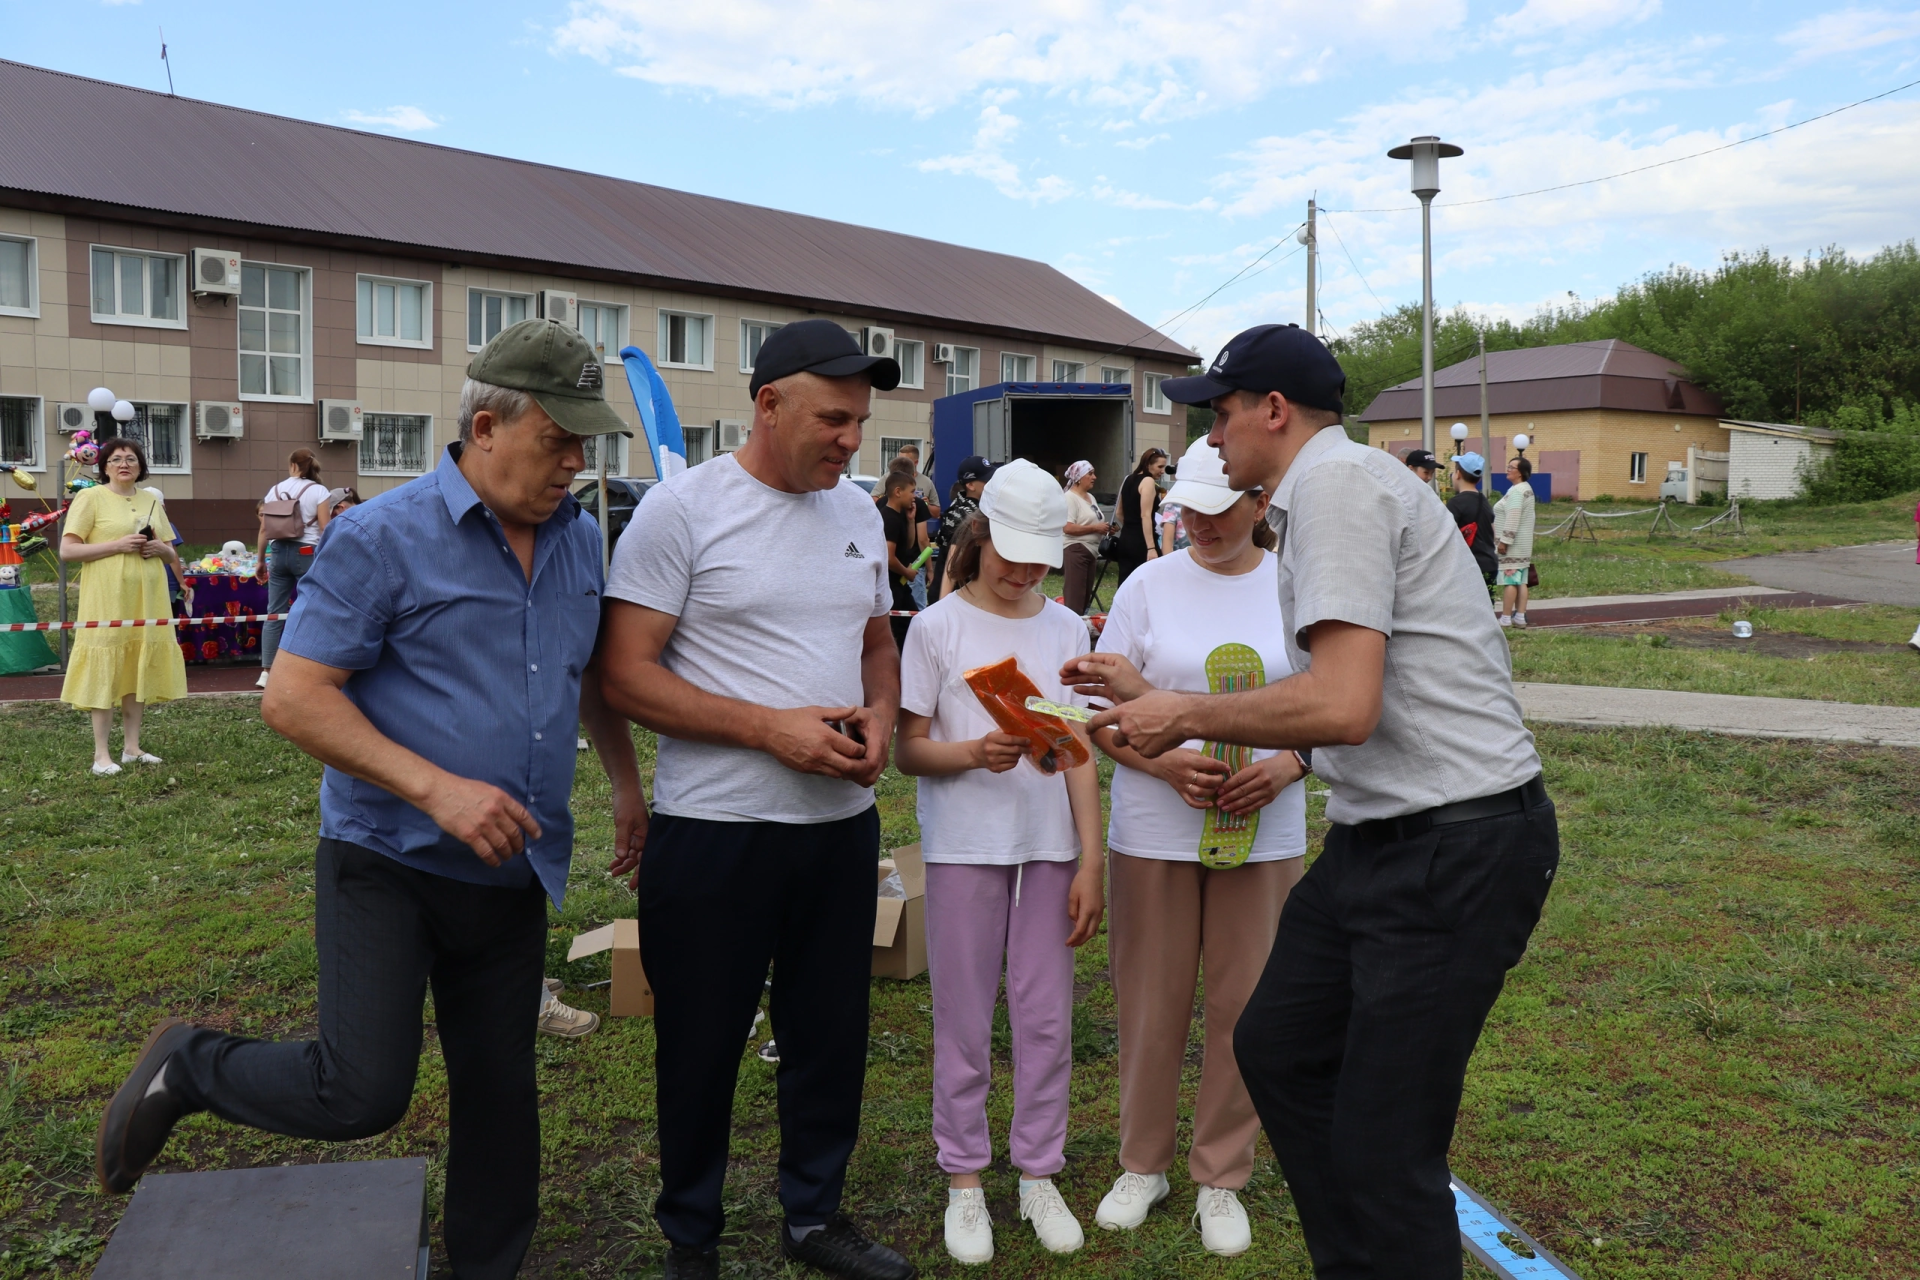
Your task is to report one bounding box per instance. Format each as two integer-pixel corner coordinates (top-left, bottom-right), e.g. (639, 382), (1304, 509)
(1095, 1170), (1169, 1230)
(1019, 1179), (1083, 1254)
(536, 993), (599, 1038)
(944, 1187), (993, 1264)
(1194, 1186), (1252, 1257)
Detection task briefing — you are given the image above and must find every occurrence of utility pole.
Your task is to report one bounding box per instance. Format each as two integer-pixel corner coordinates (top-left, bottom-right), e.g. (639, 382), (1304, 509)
(1478, 331), (1491, 489)
(1298, 198), (1318, 336)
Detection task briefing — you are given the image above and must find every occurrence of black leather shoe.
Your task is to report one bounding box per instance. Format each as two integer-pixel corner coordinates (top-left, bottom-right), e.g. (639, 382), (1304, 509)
(661, 1244), (719, 1280)
(779, 1213), (916, 1280)
(96, 1018), (199, 1194)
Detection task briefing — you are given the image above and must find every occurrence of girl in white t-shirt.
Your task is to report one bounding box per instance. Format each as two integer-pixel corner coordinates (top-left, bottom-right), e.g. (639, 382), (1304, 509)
(895, 460), (1105, 1266)
(1061, 438), (1308, 1259)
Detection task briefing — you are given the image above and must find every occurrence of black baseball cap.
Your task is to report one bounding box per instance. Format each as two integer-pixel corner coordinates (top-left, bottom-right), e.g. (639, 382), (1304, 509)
(1404, 449), (1441, 471)
(1159, 323), (1346, 415)
(955, 455), (996, 483)
(749, 318), (901, 398)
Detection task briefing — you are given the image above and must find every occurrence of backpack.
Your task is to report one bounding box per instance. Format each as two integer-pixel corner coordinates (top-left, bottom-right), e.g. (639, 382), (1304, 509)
(261, 480), (319, 541)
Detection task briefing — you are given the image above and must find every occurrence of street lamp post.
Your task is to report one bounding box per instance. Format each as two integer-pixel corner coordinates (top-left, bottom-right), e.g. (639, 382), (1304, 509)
(1450, 421), (1468, 463)
(1296, 198), (1318, 336)
(1386, 135), (1463, 470)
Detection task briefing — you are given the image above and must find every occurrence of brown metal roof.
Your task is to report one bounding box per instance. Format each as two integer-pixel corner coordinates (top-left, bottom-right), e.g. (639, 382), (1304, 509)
(1359, 338), (1724, 421)
(0, 59), (1193, 361)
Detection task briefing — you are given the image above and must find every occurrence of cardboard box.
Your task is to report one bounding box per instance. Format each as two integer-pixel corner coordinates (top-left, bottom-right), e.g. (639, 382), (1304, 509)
(567, 918), (654, 1016)
(873, 843), (928, 980)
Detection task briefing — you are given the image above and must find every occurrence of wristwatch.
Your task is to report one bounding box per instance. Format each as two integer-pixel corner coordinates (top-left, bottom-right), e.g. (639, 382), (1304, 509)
(1290, 748), (1312, 776)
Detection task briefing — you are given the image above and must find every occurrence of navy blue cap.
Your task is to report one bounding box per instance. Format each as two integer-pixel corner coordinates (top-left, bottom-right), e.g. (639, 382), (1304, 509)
(1160, 323), (1346, 415)
(954, 455), (996, 483)
(749, 318), (901, 399)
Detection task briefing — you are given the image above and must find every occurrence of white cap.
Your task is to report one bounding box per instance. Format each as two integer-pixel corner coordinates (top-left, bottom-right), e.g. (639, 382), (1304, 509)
(1164, 436), (1252, 515)
(978, 458), (1067, 568)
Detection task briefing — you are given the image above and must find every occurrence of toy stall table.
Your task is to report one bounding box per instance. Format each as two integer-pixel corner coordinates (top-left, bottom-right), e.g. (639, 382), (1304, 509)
(177, 573), (273, 666)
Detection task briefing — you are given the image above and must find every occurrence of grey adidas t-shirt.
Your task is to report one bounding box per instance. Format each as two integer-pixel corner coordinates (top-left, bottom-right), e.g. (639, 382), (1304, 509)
(605, 454), (891, 824)
(1267, 426), (1540, 824)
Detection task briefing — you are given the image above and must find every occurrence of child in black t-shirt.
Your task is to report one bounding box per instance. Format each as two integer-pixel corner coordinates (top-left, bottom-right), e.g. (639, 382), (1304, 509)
(1446, 454), (1499, 584)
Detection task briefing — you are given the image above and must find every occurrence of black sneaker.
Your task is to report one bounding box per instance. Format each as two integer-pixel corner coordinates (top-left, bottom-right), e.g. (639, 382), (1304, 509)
(661, 1244), (718, 1280)
(780, 1213), (916, 1280)
(96, 1018), (200, 1194)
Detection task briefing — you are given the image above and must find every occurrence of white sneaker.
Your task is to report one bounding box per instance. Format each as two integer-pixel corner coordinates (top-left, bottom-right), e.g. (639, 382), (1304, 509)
(255, 669), (270, 689)
(1019, 1179), (1083, 1254)
(121, 751), (162, 765)
(1194, 1186), (1252, 1257)
(1498, 614), (1513, 628)
(90, 761), (122, 777)
(1908, 624), (1920, 653)
(1095, 1170), (1169, 1230)
(1513, 611), (1528, 629)
(944, 1187), (993, 1264)
(536, 993), (599, 1038)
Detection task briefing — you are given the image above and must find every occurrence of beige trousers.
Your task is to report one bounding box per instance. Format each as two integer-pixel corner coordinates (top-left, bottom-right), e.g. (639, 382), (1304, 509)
(1107, 851), (1303, 1189)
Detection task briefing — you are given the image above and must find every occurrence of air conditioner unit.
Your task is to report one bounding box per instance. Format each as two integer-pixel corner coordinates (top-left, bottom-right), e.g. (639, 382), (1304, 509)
(54, 402), (93, 434)
(541, 290), (578, 328)
(195, 400), (244, 440)
(716, 419), (750, 452)
(932, 344), (956, 364)
(861, 327), (895, 359)
(318, 399), (364, 443)
(191, 249), (242, 296)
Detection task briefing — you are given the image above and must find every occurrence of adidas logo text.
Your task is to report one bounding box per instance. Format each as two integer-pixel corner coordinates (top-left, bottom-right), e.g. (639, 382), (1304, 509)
(844, 542), (865, 559)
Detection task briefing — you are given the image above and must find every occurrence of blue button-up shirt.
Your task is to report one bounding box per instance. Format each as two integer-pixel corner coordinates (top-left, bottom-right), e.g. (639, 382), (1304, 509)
(281, 445), (604, 906)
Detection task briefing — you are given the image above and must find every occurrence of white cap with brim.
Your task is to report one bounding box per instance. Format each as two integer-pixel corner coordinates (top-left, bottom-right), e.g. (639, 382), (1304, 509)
(1164, 437), (1252, 516)
(978, 458), (1068, 568)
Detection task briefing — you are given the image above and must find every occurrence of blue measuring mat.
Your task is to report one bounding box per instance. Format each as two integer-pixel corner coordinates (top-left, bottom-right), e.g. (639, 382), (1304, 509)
(1452, 1177), (1582, 1279)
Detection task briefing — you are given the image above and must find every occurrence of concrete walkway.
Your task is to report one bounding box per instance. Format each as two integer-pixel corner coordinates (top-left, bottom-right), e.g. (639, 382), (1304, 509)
(1718, 541), (1920, 607)
(1517, 682), (1920, 747)
(1523, 585), (1855, 627)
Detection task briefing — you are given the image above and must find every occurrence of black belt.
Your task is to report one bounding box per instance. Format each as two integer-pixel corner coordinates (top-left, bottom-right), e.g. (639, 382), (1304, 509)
(1348, 775), (1547, 845)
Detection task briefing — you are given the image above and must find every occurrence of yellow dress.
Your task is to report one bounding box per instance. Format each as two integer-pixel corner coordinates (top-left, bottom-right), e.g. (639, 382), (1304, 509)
(58, 484), (189, 710)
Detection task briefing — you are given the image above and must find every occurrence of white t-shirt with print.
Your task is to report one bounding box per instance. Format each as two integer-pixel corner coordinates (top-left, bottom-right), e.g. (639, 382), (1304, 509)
(899, 591), (1091, 865)
(264, 478), (326, 547)
(605, 455), (890, 824)
(1095, 548), (1307, 862)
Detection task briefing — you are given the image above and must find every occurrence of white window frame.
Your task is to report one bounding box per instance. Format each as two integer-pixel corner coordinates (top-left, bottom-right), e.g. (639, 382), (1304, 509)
(1629, 452), (1648, 484)
(880, 437), (923, 469)
(1053, 360), (1086, 382)
(358, 412), (435, 478)
(0, 395), (45, 471)
(88, 244), (188, 330)
(739, 319), (784, 373)
(576, 301), (628, 365)
(0, 234), (38, 318)
(946, 346), (979, 397)
(580, 431), (628, 477)
(238, 261), (314, 404)
(893, 339), (924, 390)
(466, 288), (534, 352)
(1100, 366), (1130, 386)
(1143, 372), (1172, 414)
(658, 309), (714, 371)
(121, 401), (192, 474)
(1001, 353), (1035, 383)
(355, 274), (433, 350)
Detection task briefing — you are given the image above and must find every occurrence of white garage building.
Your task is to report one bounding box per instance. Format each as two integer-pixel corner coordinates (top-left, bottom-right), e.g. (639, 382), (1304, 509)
(1722, 420), (1839, 500)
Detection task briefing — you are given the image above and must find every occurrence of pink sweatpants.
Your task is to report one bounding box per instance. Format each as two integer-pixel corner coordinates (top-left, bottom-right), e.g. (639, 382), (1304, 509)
(924, 859), (1078, 1176)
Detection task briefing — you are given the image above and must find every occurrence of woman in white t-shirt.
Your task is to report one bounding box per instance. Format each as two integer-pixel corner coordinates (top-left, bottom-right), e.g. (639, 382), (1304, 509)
(1061, 437), (1307, 1259)
(895, 460), (1106, 1266)
(1059, 460), (1109, 616)
(253, 449), (326, 689)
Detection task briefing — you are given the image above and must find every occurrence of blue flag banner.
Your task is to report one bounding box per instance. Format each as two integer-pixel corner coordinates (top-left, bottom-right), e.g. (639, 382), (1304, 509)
(617, 345), (687, 480)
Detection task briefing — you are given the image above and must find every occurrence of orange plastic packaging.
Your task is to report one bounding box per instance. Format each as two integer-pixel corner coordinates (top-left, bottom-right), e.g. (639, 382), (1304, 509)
(963, 656), (1090, 776)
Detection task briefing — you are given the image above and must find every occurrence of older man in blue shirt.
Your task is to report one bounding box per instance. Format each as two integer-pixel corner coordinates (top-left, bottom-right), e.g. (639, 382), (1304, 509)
(94, 319), (647, 1280)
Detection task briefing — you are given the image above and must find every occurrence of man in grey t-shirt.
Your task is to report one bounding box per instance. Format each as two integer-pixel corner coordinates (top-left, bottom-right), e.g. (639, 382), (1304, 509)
(1078, 324), (1559, 1280)
(599, 320), (916, 1280)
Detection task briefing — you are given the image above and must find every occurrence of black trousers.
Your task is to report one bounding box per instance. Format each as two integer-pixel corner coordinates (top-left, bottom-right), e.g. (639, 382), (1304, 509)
(640, 807), (880, 1250)
(172, 839), (549, 1280)
(1233, 786), (1559, 1280)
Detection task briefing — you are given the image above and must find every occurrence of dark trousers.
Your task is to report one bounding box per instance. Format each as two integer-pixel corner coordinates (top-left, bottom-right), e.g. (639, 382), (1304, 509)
(1233, 786), (1559, 1280)
(171, 839), (549, 1280)
(641, 807), (880, 1250)
(1061, 543), (1097, 615)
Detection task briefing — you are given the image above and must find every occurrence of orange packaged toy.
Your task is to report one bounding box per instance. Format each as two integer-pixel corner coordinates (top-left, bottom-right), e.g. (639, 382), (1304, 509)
(962, 656), (1090, 776)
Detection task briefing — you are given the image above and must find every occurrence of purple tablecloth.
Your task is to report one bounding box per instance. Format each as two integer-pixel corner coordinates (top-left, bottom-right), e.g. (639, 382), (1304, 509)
(178, 574), (271, 664)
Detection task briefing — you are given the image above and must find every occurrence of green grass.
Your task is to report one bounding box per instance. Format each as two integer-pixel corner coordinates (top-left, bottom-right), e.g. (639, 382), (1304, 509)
(3, 701), (1919, 1277)
(1509, 606), (1920, 707)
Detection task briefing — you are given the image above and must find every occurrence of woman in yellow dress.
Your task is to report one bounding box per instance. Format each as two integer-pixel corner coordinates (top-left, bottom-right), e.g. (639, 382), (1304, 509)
(58, 438), (187, 775)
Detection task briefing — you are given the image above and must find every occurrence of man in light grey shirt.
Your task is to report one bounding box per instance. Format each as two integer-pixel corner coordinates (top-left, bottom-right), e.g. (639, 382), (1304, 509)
(1076, 324), (1559, 1280)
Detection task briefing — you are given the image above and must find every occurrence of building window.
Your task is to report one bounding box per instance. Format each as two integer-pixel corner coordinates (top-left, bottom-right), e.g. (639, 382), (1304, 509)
(0, 397), (41, 469)
(740, 320), (783, 372)
(1101, 366), (1129, 386)
(119, 403), (189, 471)
(356, 276), (430, 348)
(581, 432), (625, 476)
(1629, 452), (1648, 484)
(1001, 353), (1035, 383)
(1053, 360), (1085, 382)
(239, 263), (310, 400)
(467, 289), (531, 349)
(880, 437), (922, 470)
(578, 303), (626, 363)
(89, 246), (184, 328)
(894, 339), (924, 390)
(1143, 373), (1171, 414)
(658, 310), (713, 369)
(359, 413), (432, 476)
(946, 347), (978, 397)
(0, 235), (36, 317)
(683, 425), (715, 465)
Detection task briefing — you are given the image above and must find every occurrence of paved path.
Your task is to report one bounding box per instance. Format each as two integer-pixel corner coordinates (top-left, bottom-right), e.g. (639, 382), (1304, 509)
(0, 666), (261, 703)
(1517, 682), (1920, 747)
(1718, 541), (1920, 607)
(1524, 585), (1856, 627)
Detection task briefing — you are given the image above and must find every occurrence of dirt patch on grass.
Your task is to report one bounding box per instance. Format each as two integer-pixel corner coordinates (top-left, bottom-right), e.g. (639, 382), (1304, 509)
(1562, 619), (1912, 659)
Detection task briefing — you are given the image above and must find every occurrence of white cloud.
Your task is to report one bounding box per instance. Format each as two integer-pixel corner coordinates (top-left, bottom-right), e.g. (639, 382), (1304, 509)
(341, 105), (440, 132)
(1779, 7), (1920, 61)
(1491, 0), (1661, 41)
(1113, 132), (1172, 151)
(917, 106), (1074, 202)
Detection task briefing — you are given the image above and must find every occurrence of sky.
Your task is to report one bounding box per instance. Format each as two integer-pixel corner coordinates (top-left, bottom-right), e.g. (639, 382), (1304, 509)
(7, 1), (1920, 362)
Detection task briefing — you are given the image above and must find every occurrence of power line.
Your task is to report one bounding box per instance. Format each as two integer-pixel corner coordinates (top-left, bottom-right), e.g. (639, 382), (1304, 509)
(1318, 211), (1387, 313)
(1087, 223), (1306, 367)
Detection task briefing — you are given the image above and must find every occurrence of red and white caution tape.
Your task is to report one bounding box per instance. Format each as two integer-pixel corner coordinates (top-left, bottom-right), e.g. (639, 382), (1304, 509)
(0, 613), (290, 632)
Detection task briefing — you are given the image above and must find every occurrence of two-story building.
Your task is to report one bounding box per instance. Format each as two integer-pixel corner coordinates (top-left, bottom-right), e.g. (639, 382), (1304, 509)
(0, 59), (1194, 542)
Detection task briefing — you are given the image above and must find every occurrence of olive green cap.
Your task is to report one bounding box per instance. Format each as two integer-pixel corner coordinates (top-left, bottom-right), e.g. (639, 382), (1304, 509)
(465, 318), (632, 437)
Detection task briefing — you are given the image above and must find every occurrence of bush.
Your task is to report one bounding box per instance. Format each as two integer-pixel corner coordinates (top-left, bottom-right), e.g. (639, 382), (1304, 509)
(1802, 432), (1920, 503)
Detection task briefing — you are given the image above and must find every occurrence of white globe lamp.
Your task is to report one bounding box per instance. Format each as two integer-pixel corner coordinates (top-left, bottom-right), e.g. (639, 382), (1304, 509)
(111, 400), (136, 422)
(87, 386), (116, 412)
(1513, 432), (1531, 453)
